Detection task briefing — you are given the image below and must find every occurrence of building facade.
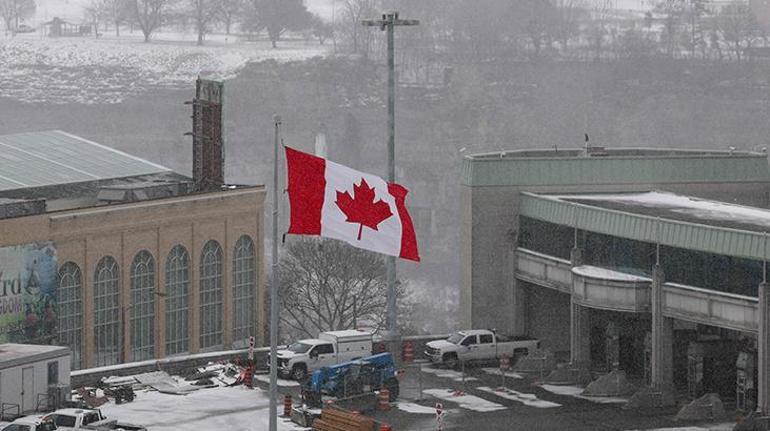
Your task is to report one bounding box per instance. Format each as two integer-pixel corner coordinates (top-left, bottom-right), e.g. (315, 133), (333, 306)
(0, 131), (265, 370)
(461, 147), (770, 409)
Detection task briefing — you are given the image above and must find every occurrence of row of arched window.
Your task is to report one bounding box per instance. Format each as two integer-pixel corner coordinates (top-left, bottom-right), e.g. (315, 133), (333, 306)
(56, 236), (257, 369)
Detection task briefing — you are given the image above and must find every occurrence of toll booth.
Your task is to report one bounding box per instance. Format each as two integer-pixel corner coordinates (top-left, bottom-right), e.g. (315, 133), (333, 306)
(736, 351), (757, 412)
(687, 340), (738, 400)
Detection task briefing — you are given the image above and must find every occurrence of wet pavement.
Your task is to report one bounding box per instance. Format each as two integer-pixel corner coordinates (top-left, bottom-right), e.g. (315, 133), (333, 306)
(368, 362), (735, 431)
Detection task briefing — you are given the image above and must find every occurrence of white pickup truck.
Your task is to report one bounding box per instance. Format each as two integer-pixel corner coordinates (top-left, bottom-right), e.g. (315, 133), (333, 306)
(425, 329), (540, 368)
(270, 330), (374, 380)
(48, 409), (145, 431)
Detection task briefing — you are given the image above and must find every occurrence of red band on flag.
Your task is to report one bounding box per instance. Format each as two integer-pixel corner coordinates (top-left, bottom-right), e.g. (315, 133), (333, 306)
(388, 183), (420, 262)
(286, 147), (325, 235)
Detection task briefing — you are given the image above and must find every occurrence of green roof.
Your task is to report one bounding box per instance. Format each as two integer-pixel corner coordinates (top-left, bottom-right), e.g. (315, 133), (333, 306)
(0, 130), (172, 192)
(521, 192), (770, 261)
(462, 148), (770, 187)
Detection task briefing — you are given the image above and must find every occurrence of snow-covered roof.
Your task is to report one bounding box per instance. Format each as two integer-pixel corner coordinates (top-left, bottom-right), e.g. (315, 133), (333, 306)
(0, 130), (171, 192)
(555, 191), (770, 233)
(572, 265), (651, 283)
(0, 343), (70, 370)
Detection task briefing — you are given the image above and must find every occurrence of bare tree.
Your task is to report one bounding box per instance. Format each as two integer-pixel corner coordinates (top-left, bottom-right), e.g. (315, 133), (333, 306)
(656, 0), (686, 57)
(0, 0), (35, 36)
(131, 0), (173, 42)
(717, 1), (761, 62)
(552, 0), (587, 52)
(339, 0), (378, 54)
(187, 0), (219, 45)
(103, 0), (132, 36)
(242, 0), (312, 47)
(85, 0), (108, 36)
(216, 0), (242, 35)
(277, 238), (414, 340)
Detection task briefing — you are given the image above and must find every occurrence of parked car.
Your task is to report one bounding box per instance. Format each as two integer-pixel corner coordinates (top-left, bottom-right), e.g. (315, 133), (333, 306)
(269, 330), (374, 380)
(48, 409), (145, 431)
(424, 329), (540, 368)
(2, 415), (57, 431)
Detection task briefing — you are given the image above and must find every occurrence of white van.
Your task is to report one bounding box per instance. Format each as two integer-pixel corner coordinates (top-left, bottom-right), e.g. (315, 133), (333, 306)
(271, 330), (373, 380)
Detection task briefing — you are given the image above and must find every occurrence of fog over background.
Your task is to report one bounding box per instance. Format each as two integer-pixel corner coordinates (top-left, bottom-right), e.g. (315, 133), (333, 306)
(3, 0), (770, 336)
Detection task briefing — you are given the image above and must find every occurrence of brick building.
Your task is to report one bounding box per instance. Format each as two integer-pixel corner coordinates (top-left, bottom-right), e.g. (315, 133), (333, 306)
(0, 130), (265, 370)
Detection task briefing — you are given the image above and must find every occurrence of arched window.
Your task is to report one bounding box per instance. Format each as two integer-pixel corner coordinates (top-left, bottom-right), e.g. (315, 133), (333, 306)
(58, 262), (82, 369)
(199, 240), (223, 350)
(130, 251), (155, 361)
(165, 246), (190, 355)
(94, 256), (120, 367)
(232, 235), (256, 348)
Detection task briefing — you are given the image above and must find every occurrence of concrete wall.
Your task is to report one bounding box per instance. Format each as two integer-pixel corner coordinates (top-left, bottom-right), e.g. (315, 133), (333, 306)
(0, 354), (70, 414)
(0, 187), (266, 369)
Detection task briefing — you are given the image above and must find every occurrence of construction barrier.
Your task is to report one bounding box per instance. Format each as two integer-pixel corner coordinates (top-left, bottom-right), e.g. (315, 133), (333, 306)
(377, 389), (391, 411)
(243, 365), (255, 389)
(312, 408), (375, 431)
(402, 341), (414, 363)
(283, 394), (292, 417)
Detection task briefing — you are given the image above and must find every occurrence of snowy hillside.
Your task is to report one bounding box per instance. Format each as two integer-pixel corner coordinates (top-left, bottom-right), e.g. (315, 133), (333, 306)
(0, 33), (329, 104)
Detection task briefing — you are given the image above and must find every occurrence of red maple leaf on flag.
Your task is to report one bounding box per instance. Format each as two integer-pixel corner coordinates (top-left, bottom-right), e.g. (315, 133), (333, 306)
(335, 178), (393, 240)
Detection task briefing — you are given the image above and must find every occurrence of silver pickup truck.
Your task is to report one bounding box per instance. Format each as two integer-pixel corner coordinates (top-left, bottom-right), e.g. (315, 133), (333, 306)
(425, 329), (540, 368)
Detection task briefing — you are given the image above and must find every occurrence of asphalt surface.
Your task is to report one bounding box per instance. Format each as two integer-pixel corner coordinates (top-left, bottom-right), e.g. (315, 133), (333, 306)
(369, 363), (733, 431)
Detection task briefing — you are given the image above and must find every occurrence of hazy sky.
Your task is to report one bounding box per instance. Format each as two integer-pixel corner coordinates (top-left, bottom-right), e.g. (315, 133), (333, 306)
(33, 0), (652, 25)
(34, 0), (338, 23)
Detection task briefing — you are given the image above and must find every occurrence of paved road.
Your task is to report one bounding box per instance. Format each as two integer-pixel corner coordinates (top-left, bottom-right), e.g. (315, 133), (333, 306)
(370, 364), (732, 431)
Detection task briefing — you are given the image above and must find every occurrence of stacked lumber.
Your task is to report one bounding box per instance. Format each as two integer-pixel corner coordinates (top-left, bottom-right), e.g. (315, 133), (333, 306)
(311, 408), (374, 431)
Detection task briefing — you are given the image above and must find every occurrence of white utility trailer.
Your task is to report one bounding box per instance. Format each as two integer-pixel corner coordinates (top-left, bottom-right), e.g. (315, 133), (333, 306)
(0, 343), (71, 418)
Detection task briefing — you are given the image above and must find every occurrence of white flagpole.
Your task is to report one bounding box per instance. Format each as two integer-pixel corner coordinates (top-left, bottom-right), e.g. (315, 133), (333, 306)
(268, 115), (281, 431)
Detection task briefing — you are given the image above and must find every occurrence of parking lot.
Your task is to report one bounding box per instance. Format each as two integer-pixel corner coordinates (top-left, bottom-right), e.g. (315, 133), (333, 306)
(369, 362), (735, 431)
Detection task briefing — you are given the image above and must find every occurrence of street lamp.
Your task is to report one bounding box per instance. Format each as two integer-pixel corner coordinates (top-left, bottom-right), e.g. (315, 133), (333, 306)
(361, 11), (419, 347)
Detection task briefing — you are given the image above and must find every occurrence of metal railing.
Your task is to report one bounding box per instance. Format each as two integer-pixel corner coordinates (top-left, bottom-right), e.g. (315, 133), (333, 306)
(1, 403), (20, 421)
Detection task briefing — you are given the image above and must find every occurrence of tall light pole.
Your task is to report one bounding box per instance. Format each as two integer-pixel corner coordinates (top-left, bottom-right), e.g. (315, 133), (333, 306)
(268, 115), (281, 431)
(361, 12), (419, 345)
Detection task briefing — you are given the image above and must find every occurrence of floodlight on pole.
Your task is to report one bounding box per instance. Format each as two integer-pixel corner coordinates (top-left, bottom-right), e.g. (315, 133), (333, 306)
(361, 12), (419, 344)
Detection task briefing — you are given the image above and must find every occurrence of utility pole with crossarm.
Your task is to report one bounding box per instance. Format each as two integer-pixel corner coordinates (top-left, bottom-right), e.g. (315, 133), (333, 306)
(361, 12), (419, 349)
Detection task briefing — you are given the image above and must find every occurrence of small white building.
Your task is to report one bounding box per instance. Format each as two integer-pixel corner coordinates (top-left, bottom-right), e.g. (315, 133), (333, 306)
(0, 344), (71, 416)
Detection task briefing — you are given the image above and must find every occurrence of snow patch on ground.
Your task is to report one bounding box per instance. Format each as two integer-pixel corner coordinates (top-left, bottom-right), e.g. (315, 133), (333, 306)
(254, 374), (301, 387)
(477, 386), (560, 408)
(99, 386), (307, 431)
(420, 366), (479, 382)
(423, 389), (506, 412)
(396, 402), (452, 414)
(480, 368), (524, 379)
(0, 33), (329, 104)
(540, 384), (628, 404)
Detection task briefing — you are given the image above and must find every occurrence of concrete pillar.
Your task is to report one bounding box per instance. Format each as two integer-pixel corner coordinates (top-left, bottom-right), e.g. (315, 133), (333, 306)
(511, 278), (529, 336)
(651, 265), (674, 398)
(758, 282), (770, 415)
(570, 247), (590, 366)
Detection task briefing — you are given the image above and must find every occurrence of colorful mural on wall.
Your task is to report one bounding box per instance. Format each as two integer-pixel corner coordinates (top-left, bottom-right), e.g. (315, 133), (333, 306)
(0, 242), (57, 343)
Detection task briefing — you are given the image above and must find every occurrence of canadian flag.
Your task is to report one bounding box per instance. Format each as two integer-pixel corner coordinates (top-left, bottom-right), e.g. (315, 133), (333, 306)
(285, 147), (420, 262)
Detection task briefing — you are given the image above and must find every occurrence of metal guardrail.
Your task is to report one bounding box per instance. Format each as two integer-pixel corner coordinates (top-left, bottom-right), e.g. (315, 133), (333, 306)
(1, 402), (20, 421)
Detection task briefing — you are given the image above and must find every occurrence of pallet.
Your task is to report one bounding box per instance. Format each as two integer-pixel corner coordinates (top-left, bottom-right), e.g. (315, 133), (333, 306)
(311, 408), (375, 431)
